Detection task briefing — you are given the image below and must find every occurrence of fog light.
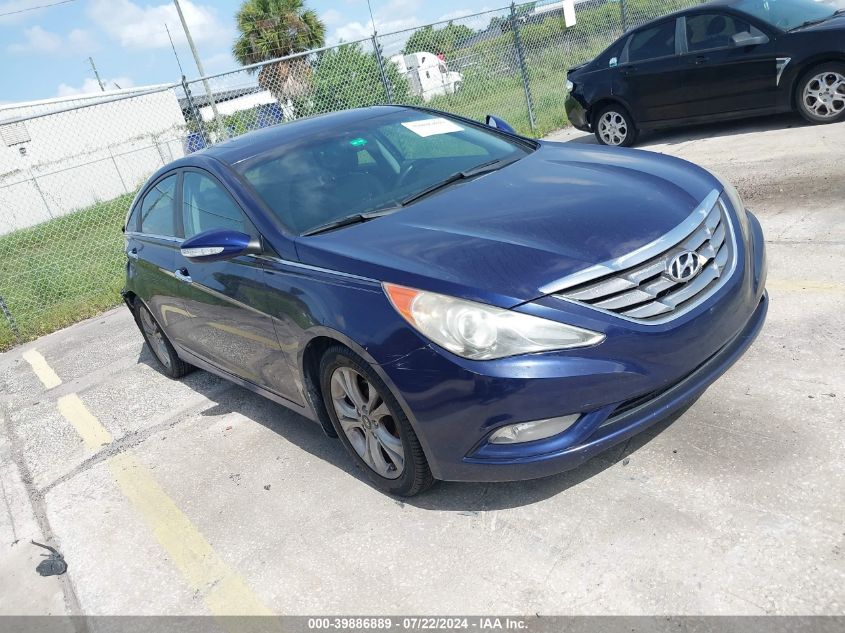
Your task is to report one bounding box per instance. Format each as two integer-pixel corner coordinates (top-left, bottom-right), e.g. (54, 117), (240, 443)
(489, 414), (580, 444)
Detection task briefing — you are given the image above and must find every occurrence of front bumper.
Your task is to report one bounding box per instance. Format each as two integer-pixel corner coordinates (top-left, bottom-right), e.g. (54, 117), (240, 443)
(379, 211), (768, 482)
(460, 292), (767, 480)
(565, 92), (591, 132)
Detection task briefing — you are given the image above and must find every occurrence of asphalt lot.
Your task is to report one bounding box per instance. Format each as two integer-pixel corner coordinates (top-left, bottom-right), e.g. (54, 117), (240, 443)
(1, 113), (843, 618)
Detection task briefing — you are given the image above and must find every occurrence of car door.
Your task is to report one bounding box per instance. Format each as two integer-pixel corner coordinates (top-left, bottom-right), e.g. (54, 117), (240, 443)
(678, 12), (780, 117)
(125, 174), (188, 335)
(612, 18), (687, 124)
(167, 169), (292, 395)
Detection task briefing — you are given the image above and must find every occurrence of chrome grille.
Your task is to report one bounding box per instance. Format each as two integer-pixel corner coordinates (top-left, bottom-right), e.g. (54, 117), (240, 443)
(554, 194), (736, 324)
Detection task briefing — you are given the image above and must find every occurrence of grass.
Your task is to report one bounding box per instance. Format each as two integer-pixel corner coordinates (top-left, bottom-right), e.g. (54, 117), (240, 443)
(0, 193), (134, 351)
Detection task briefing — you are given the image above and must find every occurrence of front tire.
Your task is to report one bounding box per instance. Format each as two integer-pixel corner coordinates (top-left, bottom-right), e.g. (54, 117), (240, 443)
(319, 346), (434, 497)
(796, 63), (845, 124)
(594, 104), (638, 147)
(133, 301), (192, 379)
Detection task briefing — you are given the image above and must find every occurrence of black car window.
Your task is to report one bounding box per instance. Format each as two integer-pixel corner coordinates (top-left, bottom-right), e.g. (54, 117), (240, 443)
(685, 13), (761, 51)
(139, 175), (177, 237)
(182, 171), (250, 239)
(628, 20), (677, 62)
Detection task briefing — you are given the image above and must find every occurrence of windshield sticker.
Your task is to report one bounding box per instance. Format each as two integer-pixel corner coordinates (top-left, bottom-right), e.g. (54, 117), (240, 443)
(349, 137), (368, 147)
(401, 118), (464, 137)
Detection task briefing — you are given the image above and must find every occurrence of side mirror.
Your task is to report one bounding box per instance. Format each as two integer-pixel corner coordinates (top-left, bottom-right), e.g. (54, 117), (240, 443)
(732, 31), (769, 47)
(180, 229), (262, 263)
(485, 114), (518, 135)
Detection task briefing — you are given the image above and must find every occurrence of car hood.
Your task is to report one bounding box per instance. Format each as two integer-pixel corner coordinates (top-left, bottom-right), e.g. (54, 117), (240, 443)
(294, 142), (722, 309)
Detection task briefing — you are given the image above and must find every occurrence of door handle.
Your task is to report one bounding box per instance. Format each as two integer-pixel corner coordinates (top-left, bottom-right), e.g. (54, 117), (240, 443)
(174, 268), (192, 283)
(693, 55), (709, 65)
(621, 65), (637, 76)
(127, 248), (139, 260)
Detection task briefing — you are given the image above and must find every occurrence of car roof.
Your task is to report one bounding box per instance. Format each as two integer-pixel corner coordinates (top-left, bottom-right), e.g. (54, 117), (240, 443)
(196, 105), (407, 166)
(628, 0), (742, 31)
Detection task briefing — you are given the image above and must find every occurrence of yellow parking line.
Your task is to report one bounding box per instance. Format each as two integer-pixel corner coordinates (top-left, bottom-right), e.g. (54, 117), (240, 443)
(767, 279), (845, 294)
(57, 394), (113, 450)
(26, 354), (275, 621)
(21, 350), (62, 389)
(109, 453), (274, 617)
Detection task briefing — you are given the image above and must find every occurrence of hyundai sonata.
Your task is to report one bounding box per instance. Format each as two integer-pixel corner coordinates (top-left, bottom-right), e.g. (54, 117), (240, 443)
(123, 106), (767, 496)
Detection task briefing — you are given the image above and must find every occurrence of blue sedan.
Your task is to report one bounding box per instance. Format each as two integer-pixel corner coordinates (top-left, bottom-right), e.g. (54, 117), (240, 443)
(122, 105), (768, 496)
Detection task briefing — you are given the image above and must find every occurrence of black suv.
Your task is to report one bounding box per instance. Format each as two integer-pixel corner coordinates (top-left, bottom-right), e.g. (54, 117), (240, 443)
(565, 0), (845, 146)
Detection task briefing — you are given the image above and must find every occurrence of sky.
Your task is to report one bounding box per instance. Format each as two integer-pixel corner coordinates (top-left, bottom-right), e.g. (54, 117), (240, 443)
(0, 0), (501, 104)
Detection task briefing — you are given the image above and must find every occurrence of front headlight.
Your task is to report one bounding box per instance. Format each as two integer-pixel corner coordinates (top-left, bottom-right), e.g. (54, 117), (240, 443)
(566, 79), (575, 92)
(384, 283), (604, 360)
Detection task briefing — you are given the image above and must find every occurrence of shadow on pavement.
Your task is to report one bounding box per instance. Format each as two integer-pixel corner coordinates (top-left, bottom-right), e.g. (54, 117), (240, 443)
(137, 345), (693, 512)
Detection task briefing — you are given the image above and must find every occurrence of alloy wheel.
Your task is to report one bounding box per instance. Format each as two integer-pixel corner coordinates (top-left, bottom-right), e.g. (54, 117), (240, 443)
(139, 307), (172, 369)
(598, 111), (628, 146)
(329, 366), (404, 479)
(803, 71), (845, 119)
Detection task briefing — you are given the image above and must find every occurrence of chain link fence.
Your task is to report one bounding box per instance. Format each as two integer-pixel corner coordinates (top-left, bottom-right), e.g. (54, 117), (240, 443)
(0, 0), (702, 350)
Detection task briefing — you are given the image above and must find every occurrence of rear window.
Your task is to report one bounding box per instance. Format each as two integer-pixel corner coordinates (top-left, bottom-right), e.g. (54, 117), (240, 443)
(628, 20), (677, 62)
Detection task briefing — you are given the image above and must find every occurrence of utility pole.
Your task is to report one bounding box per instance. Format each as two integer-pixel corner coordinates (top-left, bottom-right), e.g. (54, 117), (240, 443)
(87, 56), (105, 92)
(172, 0), (224, 139)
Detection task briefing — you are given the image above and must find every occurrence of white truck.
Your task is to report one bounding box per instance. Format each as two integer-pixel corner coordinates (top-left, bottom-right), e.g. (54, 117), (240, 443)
(390, 52), (463, 102)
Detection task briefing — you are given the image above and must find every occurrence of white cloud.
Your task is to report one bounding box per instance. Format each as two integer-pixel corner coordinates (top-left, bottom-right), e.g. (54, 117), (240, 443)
(7, 24), (99, 55)
(7, 25), (62, 53)
(57, 76), (136, 97)
(87, 0), (230, 49)
(320, 8), (344, 27)
(67, 28), (98, 53)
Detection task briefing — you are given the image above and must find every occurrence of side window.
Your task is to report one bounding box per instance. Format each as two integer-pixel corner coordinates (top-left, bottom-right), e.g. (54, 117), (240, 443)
(685, 13), (760, 52)
(628, 20), (677, 63)
(182, 171), (250, 239)
(139, 175), (177, 237)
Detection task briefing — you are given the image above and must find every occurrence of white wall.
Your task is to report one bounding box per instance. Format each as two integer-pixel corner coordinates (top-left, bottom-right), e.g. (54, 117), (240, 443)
(0, 88), (187, 235)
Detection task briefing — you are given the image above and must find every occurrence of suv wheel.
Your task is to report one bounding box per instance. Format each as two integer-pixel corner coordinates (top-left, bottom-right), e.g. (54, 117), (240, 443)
(594, 104), (638, 147)
(319, 345), (434, 497)
(797, 63), (845, 124)
(133, 301), (192, 379)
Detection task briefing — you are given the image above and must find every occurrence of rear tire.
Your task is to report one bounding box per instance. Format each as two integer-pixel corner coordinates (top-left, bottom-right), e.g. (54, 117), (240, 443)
(594, 104), (638, 147)
(319, 345), (435, 497)
(133, 301), (192, 379)
(796, 62), (845, 124)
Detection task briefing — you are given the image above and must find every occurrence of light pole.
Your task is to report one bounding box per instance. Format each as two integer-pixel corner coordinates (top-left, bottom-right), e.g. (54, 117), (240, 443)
(172, 0), (225, 138)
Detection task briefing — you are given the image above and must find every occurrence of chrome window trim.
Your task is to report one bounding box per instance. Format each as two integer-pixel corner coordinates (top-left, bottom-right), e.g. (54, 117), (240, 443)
(540, 189), (721, 295)
(125, 230), (183, 244)
(550, 193), (739, 326)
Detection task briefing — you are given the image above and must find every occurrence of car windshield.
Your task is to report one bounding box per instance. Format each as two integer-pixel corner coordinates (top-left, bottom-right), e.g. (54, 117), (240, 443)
(733, 0), (838, 30)
(237, 109), (532, 235)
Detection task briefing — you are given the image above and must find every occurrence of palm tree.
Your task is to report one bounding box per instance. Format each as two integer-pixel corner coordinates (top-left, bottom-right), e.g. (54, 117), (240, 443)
(232, 0), (326, 102)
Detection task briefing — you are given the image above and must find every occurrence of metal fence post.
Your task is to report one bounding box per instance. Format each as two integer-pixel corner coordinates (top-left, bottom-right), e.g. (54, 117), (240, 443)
(372, 34), (394, 103)
(620, 0), (629, 32)
(182, 75), (210, 148)
(30, 171), (52, 219)
(509, 2), (536, 133)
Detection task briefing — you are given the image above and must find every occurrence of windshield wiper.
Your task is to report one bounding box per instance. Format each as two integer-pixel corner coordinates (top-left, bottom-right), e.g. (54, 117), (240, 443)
(399, 158), (516, 207)
(789, 13), (836, 30)
(301, 208), (397, 236)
